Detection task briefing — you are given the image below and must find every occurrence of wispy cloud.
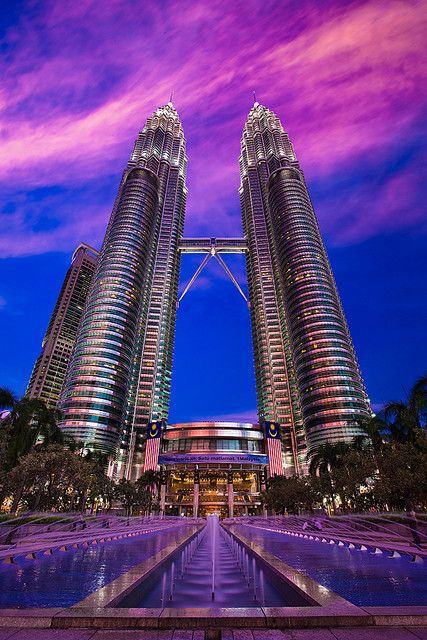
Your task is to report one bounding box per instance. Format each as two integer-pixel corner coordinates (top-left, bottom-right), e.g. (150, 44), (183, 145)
(0, 0), (426, 257)
(0, 187), (111, 258)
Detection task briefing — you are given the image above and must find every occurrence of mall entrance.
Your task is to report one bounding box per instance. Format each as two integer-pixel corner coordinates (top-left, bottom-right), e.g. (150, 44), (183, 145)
(162, 462), (266, 517)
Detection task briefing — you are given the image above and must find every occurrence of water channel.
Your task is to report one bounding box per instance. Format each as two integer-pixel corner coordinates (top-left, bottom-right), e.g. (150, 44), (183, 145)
(117, 515), (310, 608)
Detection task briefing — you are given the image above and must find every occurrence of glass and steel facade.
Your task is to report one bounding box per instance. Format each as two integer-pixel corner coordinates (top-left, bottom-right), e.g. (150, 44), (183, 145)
(240, 103), (370, 462)
(119, 104), (187, 479)
(26, 244), (99, 408)
(60, 103), (187, 464)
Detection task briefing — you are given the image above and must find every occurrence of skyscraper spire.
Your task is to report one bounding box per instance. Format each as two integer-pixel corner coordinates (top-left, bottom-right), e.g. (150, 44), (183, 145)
(240, 104), (303, 476)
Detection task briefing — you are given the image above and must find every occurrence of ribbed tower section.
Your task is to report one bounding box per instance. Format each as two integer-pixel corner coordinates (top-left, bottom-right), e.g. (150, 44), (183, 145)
(118, 103), (187, 480)
(241, 102), (370, 463)
(60, 103), (186, 463)
(268, 164), (370, 453)
(240, 103), (306, 475)
(60, 168), (159, 454)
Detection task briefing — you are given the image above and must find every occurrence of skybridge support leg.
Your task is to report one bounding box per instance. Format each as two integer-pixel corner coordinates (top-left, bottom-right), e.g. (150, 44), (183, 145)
(177, 253), (212, 307)
(214, 253), (248, 304)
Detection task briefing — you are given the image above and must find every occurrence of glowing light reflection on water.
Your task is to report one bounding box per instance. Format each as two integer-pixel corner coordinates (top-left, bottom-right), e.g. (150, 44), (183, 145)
(236, 524), (427, 606)
(0, 525), (188, 608)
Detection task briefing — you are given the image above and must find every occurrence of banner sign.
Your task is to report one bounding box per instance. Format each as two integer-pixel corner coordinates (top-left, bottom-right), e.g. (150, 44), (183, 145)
(143, 420), (165, 472)
(158, 453), (268, 466)
(263, 421), (284, 476)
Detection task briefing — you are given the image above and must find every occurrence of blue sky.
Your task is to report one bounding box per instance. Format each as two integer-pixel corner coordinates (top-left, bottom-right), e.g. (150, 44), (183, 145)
(1, 0), (427, 419)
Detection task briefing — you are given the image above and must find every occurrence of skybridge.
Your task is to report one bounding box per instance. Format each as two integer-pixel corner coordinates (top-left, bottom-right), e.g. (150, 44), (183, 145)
(178, 237), (247, 253)
(177, 237), (248, 305)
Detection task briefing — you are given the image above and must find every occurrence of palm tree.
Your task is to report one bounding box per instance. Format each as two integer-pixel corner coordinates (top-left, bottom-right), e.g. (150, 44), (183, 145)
(0, 388), (67, 469)
(308, 442), (351, 476)
(32, 402), (65, 447)
(382, 375), (427, 446)
(351, 415), (386, 455)
(309, 442), (353, 513)
(0, 388), (17, 410)
(137, 469), (161, 488)
(0, 389), (15, 487)
(80, 446), (110, 470)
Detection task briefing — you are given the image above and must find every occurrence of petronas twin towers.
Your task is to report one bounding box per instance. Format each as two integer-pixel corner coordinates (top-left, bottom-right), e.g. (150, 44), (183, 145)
(59, 101), (370, 480)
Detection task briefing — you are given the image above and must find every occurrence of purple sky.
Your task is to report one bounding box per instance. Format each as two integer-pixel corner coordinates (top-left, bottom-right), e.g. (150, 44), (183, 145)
(1, 0), (426, 421)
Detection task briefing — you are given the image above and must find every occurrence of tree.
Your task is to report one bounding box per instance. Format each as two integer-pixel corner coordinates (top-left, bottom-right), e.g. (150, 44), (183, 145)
(0, 389), (68, 470)
(75, 460), (115, 513)
(0, 390), (13, 481)
(373, 441), (427, 511)
(97, 475), (116, 512)
(3, 445), (117, 514)
(5, 445), (81, 512)
(80, 447), (110, 469)
(383, 374), (427, 446)
(113, 475), (161, 516)
(139, 490), (159, 515)
(308, 442), (352, 476)
(0, 388), (17, 410)
(136, 470), (160, 493)
(352, 415), (386, 455)
(114, 480), (141, 516)
(263, 475), (315, 515)
(308, 442), (353, 512)
(331, 449), (377, 512)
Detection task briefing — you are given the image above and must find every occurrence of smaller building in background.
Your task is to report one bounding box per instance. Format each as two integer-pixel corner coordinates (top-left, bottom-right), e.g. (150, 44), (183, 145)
(158, 421), (268, 517)
(26, 243), (99, 408)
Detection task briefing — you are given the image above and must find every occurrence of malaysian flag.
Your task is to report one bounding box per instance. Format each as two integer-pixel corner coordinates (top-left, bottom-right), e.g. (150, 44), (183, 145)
(264, 421), (284, 477)
(143, 421), (163, 472)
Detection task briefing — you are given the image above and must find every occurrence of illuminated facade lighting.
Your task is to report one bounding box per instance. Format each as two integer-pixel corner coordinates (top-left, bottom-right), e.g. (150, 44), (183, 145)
(60, 103), (187, 468)
(240, 102), (370, 464)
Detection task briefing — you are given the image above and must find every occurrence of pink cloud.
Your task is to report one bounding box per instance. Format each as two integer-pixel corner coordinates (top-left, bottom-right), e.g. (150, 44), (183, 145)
(318, 160), (427, 245)
(0, 0), (426, 255)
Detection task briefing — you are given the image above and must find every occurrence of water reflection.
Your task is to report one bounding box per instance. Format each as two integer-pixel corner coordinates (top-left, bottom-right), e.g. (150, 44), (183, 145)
(236, 524), (427, 606)
(0, 525), (188, 608)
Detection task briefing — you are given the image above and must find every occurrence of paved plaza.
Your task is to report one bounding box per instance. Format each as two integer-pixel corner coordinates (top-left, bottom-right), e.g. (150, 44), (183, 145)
(0, 626), (427, 639)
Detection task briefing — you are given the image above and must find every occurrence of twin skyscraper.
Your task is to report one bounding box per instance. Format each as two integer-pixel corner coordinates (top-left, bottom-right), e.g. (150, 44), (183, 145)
(29, 101), (370, 480)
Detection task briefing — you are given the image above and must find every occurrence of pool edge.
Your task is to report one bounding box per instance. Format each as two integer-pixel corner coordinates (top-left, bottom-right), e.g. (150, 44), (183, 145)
(1, 606), (427, 630)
